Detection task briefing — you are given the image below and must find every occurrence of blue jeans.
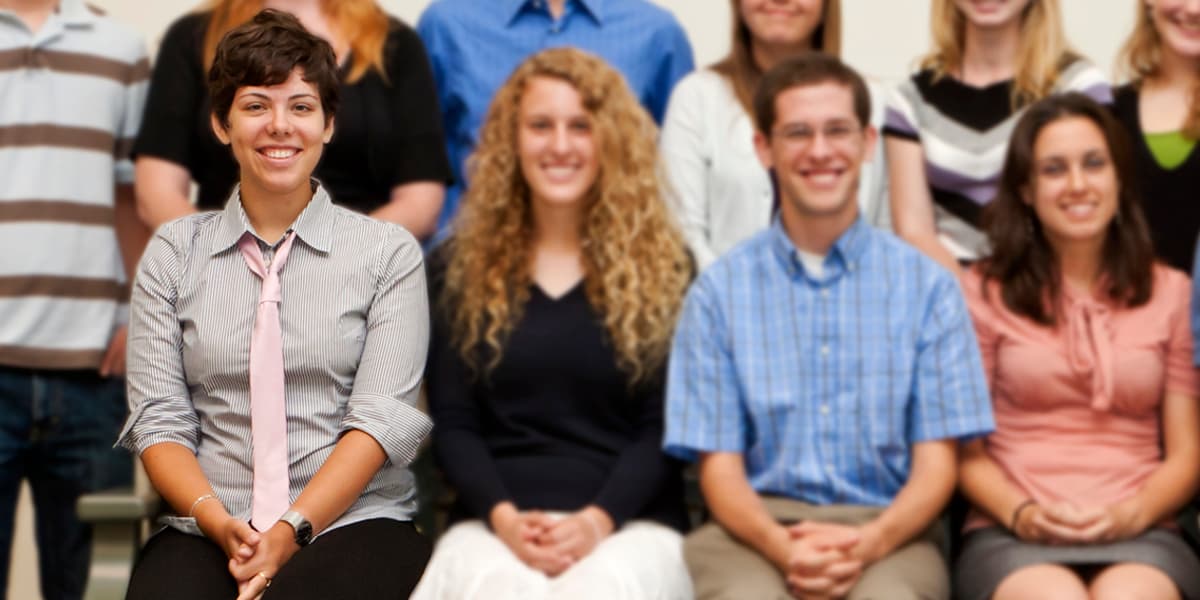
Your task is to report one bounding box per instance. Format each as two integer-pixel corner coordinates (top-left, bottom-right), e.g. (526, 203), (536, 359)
(0, 366), (132, 600)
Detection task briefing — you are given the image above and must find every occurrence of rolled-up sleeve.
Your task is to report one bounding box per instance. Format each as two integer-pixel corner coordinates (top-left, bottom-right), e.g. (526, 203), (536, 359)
(118, 227), (200, 454)
(339, 229), (432, 466)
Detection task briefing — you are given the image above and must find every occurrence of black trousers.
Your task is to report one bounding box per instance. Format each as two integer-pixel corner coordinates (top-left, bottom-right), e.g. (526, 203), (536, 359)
(125, 518), (430, 600)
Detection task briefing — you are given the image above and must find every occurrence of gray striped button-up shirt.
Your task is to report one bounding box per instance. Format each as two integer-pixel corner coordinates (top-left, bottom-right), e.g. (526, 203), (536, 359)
(119, 185), (431, 536)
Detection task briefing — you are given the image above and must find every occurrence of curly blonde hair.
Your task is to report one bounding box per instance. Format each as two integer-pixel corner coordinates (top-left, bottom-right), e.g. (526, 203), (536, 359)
(922, 0), (1078, 109)
(442, 47), (693, 384)
(1120, 1), (1200, 139)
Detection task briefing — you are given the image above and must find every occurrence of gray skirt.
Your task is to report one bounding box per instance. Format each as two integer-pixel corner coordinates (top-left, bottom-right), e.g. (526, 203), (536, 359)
(954, 527), (1200, 600)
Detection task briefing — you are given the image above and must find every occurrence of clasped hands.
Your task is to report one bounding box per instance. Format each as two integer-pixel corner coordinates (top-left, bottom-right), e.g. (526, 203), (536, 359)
(196, 503), (300, 600)
(490, 502), (614, 577)
(775, 520), (885, 600)
(1011, 500), (1144, 545)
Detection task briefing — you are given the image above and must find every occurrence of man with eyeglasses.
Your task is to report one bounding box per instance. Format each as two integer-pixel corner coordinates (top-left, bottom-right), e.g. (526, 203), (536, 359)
(663, 53), (994, 600)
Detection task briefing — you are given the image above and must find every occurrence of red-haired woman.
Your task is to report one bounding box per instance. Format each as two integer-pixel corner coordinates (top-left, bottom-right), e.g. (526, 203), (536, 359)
(134, 0), (450, 240)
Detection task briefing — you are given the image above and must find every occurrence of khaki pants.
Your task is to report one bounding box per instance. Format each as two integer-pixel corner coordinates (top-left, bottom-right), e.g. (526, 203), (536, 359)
(684, 497), (948, 600)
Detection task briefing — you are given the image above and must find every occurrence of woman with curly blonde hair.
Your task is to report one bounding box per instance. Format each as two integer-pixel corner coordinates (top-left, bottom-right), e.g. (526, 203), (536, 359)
(412, 47), (694, 600)
(884, 0), (1111, 274)
(1112, 0), (1200, 272)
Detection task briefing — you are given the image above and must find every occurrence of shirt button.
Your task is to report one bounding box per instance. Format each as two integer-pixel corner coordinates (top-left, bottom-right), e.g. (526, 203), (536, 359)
(825, 463), (836, 472)
(847, 262), (856, 272)
(820, 404), (830, 415)
(820, 289), (830, 298)
(820, 345), (830, 356)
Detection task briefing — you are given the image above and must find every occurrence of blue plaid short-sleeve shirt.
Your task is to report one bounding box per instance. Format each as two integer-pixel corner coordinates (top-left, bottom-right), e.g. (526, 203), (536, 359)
(664, 218), (994, 506)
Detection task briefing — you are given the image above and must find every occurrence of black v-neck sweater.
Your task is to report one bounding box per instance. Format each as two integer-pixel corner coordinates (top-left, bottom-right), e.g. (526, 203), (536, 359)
(424, 254), (688, 531)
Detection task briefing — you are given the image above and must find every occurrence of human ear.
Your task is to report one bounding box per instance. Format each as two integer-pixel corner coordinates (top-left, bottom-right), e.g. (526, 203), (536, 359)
(323, 117), (335, 144)
(210, 113), (230, 145)
(860, 125), (879, 163)
(753, 131), (773, 170)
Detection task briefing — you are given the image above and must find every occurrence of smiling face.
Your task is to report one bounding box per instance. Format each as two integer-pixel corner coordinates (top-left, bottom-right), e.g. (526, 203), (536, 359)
(1025, 116), (1119, 251)
(211, 68), (333, 202)
(739, 0), (825, 50)
(754, 81), (875, 224)
(954, 0), (1033, 29)
(1149, 0), (1200, 61)
(516, 76), (600, 213)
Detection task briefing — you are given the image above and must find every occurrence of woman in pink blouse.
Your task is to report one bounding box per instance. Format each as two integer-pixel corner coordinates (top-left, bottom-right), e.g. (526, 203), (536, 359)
(956, 93), (1200, 600)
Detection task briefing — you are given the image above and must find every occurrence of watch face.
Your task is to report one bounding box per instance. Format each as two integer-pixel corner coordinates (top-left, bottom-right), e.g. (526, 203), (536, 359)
(296, 520), (313, 545)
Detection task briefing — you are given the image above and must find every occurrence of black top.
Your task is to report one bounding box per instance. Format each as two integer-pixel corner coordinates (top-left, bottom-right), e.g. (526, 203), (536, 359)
(1113, 84), (1200, 273)
(133, 12), (452, 213)
(424, 252), (688, 531)
(908, 69), (1017, 132)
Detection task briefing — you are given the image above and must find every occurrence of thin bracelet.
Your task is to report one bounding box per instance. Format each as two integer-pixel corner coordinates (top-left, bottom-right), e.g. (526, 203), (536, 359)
(1010, 499), (1036, 532)
(189, 493), (220, 518)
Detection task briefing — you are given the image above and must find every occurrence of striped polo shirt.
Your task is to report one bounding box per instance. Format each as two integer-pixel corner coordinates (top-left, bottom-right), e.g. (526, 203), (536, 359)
(0, 0), (149, 370)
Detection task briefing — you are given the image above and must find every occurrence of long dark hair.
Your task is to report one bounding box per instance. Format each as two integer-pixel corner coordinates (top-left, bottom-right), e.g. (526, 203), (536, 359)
(979, 92), (1154, 325)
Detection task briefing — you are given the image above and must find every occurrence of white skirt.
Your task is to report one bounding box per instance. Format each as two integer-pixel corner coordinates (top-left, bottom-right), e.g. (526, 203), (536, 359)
(410, 519), (693, 600)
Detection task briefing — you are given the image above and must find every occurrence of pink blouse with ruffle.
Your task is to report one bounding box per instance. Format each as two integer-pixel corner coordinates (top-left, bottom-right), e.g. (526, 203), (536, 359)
(960, 265), (1198, 530)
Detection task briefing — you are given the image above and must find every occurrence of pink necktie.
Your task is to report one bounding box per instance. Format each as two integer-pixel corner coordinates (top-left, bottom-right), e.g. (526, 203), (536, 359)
(239, 231), (297, 530)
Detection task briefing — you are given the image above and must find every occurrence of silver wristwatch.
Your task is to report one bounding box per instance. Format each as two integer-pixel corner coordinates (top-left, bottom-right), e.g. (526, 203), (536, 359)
(278, 510), (313, 547)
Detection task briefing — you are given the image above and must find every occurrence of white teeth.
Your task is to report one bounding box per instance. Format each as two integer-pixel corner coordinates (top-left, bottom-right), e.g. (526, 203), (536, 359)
(1064, 203), (1095, 218)
(543, 166), (578, 179)
(264, 149), (297, 159)
(804, 171), (840, 186)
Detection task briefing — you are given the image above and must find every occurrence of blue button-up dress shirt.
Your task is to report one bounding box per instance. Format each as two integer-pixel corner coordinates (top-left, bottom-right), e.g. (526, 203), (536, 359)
(664, 218), (994, 506)
(417, 0), (694, 231)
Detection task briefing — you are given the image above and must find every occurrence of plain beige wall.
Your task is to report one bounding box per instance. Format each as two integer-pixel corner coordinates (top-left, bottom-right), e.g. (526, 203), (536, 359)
(86, 0), (1135, 84)
(7, 1), (1136, 598)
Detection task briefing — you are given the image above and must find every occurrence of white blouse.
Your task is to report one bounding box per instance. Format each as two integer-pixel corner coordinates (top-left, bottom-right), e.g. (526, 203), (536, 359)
(660, 69), (890, 270)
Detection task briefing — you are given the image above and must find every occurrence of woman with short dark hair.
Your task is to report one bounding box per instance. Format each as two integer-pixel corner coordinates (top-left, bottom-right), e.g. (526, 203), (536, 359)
(120, 11), (432, 600)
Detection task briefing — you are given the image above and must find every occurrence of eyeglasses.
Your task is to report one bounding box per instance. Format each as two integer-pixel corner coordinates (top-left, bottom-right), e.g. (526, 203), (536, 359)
(774, 121), (862, 148)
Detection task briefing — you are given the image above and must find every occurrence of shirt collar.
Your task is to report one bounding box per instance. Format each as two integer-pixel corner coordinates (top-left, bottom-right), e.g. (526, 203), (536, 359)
(504, 0), (605, 26)
(210, 182), (334, 256)
(768, 216), (870, 281)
